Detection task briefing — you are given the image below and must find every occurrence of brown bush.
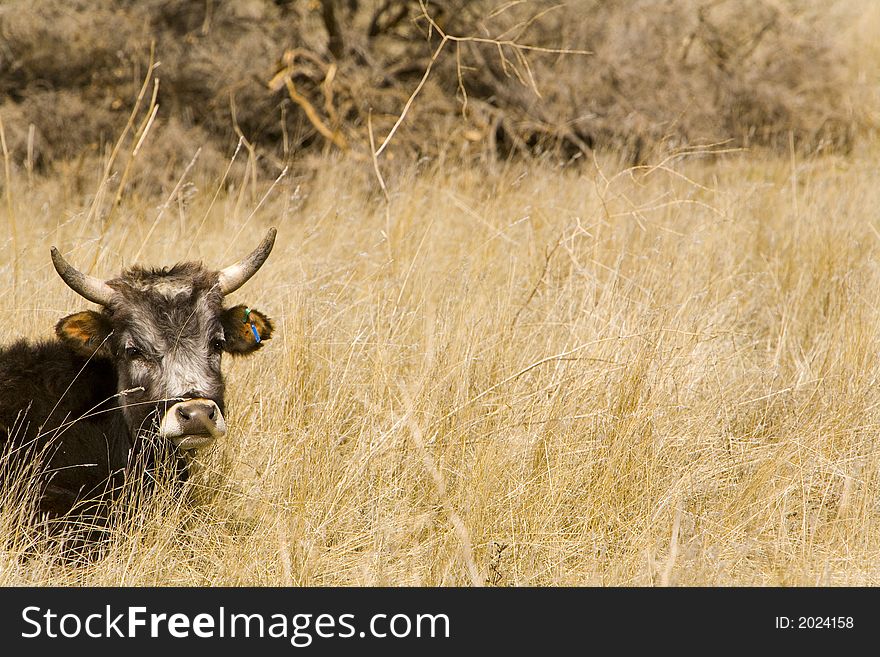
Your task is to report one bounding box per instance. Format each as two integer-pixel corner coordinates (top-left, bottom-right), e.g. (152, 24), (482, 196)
(0, 0), (868, 178)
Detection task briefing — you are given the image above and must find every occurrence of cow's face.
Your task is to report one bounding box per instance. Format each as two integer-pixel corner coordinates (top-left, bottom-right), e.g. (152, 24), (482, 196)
(50, 230), (275, 452)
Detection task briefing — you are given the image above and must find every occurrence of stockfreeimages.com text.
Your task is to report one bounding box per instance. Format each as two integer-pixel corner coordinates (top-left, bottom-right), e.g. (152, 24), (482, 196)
(21, 605), (450, 646)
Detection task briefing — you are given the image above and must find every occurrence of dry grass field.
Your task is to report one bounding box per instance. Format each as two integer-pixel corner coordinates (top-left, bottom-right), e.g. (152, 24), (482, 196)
(3, 0), (880, 588)
(3, 140), (880, 585)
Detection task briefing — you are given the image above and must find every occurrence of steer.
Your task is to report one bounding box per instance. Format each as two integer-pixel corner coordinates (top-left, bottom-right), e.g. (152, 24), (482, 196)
(0, 228), (276, 520)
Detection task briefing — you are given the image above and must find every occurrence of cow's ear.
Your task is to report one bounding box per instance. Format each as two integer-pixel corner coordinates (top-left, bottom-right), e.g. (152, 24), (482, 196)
(220, 304), (273, 355)
(56, 311), (113, 358)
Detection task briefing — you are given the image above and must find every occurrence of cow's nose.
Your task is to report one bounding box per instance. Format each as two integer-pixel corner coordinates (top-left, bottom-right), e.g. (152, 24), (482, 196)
(176, 401), (217, 424)
(159, 398), (227, 451)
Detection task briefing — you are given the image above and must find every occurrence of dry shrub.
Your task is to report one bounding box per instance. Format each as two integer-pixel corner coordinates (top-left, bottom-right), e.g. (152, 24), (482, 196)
(418, 0), (863, 160)
(0, 0), (868, 178)
(0, 0), (286, 181)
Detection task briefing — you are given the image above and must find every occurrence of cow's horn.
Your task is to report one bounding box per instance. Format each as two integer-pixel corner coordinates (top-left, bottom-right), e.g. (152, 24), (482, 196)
(217, 227), (277, 295)
(50, 248), (116, 306)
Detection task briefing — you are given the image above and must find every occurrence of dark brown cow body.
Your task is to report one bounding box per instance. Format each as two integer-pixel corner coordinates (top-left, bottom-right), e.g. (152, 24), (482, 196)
(0, 229), (276, 520)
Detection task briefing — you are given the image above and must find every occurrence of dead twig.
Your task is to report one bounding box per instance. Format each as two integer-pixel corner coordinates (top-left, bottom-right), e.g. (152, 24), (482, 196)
(269, 50), (348, 151)
(511, 233), (563, 327)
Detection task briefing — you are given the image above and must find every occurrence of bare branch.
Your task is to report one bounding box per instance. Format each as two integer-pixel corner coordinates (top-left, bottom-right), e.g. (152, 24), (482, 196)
(320, 0), (345, 59)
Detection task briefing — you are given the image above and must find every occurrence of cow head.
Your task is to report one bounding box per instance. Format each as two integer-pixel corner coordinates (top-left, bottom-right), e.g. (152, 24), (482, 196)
(50, 228), (276, 453)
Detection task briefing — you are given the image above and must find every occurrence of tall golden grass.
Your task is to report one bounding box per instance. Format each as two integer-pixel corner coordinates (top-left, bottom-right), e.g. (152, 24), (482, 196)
(3, 137), (880, 585)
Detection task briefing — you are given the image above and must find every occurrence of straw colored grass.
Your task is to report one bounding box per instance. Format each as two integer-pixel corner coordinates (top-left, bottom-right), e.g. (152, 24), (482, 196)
(2, 139), (880, 585)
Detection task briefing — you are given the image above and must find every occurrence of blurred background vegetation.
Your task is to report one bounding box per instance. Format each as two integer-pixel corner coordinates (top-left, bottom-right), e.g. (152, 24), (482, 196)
(0, 0), (874, 184)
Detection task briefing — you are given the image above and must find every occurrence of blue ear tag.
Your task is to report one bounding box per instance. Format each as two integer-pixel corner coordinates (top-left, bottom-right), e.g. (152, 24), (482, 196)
(244, 307), (261, 343)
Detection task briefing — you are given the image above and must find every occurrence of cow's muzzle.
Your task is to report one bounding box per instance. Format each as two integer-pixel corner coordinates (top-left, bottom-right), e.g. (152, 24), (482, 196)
(158, 399), (227, 451)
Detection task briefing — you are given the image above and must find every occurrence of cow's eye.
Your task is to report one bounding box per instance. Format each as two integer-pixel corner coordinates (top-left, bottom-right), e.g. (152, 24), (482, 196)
(211, 338), (225, 353)
(125, 346), (144, 360)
